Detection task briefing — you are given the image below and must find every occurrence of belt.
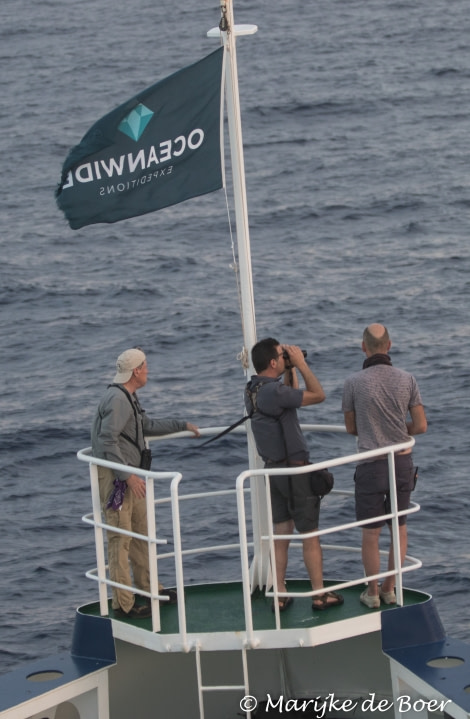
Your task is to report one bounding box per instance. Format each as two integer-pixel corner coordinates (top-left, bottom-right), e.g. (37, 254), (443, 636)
(265, 459), (308, 468)
(375, 449), (412, 461)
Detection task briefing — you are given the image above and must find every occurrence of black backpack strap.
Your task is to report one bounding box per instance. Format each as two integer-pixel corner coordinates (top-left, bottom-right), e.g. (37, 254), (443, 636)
(108, 383), (143, 451)
(246, 381), (266, 415)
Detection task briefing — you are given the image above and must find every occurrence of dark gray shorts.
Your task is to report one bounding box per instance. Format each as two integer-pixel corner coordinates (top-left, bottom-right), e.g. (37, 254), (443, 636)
(269, 472), (320, 533)
(354, 454), (415, 529)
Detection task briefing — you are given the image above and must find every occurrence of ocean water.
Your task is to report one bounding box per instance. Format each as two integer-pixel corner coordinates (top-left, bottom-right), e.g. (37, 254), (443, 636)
(0, 0), (469, 674)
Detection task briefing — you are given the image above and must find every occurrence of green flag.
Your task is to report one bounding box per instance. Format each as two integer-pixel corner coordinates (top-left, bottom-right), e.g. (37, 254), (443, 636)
(56, 47), (224, 229)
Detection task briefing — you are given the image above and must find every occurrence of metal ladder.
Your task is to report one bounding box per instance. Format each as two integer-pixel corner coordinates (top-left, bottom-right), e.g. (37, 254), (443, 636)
(195, 644), (251, 718)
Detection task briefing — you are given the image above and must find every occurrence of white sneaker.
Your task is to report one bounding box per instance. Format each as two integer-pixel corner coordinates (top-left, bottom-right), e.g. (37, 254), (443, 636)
(379, 587), (397, 605)
(360, 589), (380, 609)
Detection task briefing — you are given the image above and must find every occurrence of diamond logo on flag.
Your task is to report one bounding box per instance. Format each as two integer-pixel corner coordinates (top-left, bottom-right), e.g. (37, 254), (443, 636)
(118, 103), (154, 141)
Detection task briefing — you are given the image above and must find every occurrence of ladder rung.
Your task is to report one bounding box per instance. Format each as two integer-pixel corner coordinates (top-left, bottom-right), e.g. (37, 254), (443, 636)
(200, 684), (246, 692)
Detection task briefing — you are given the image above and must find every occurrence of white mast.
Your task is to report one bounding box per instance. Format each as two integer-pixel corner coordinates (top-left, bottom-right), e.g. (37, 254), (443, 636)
(208, 2), (271, 590)
(209, 2), (257, 364)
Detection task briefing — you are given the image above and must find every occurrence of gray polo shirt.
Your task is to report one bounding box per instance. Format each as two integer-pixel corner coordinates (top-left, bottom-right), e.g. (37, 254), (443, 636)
(342, 364), (423, 461)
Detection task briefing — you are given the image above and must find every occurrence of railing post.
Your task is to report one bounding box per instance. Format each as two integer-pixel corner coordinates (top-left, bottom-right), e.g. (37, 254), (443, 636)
(145, 474), (161, 633)
(89, 463), (109, 616)
(236, 474), (256, 647)
(264, 474), (283, 630)
(387, 451), (403, 605)
(170, 476), (189, 651)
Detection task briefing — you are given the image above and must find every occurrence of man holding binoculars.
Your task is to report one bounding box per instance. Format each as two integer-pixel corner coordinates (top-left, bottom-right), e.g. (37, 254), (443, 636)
(245, 338), (344, 613)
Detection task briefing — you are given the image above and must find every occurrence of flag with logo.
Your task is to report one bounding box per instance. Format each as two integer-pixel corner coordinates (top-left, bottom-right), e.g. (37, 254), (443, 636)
(56, 47), (224, 230)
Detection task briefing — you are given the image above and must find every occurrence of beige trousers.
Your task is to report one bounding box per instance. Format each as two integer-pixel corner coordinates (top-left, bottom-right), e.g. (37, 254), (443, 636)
(98, 466), (151, 612)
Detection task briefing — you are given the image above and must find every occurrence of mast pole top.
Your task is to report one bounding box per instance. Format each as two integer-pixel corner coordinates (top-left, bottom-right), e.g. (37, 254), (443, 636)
(207, 0), (257, 39)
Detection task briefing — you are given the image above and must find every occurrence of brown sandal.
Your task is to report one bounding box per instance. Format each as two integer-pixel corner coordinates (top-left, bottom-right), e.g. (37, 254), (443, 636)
(271, 596), (294, 613)
(312, 591), (344, 611)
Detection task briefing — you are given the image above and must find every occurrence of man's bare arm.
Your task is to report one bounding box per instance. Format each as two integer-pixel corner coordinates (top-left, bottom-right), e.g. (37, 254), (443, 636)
(344, 410), (357, 436)
(407, 405), (427, 435)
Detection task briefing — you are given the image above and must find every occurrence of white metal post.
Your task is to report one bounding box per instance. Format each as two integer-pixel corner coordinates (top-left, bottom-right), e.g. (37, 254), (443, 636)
(145, 474), (161, 633)
(210, 0), (272, 591)
(89, 462), (109, 615)
(388, 451), (403, 605)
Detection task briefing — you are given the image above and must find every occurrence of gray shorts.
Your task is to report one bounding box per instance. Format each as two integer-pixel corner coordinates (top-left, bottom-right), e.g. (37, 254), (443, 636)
(269, 472), (320, 533)
(354, 454), (416, 529)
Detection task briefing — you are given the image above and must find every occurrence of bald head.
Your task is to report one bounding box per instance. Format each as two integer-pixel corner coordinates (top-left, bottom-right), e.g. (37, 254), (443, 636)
(362, 324), (391, 355)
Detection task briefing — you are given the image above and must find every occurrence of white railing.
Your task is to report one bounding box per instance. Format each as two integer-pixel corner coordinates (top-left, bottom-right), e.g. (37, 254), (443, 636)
(235, 434), (421, 636)
(77, 425), (421, 647)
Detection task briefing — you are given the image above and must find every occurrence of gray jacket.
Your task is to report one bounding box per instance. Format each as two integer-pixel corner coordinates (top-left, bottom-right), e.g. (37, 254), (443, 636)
(91, 384), (187, 480)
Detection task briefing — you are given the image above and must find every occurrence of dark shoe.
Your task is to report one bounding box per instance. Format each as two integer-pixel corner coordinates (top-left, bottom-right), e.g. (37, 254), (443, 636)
(160, 588), (177, 605)
(114, 603), (152, 619)
(271, 596), (294, 613)
(312, 591), (344, 611)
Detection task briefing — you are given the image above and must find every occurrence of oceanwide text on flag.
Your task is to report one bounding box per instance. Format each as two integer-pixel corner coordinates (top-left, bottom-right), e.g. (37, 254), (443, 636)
(56, 47), (224, 229)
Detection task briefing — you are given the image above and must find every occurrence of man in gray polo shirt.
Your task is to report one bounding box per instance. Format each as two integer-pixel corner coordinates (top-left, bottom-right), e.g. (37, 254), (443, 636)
(342, 324), (427, 609)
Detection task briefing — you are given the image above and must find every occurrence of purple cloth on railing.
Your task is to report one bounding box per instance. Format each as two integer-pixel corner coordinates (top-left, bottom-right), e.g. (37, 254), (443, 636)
(106, 478), (127, 510)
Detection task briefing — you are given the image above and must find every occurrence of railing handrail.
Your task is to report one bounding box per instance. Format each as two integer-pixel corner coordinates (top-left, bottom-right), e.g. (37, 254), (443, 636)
(236, 436), (415, 482)
(77, 446), (181, 481)
(145, 422), (348, 443)
(78, 426), (420, 647)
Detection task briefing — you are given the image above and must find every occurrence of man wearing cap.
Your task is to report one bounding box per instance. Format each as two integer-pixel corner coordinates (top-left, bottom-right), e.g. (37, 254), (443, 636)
(91, 348), (200, 619)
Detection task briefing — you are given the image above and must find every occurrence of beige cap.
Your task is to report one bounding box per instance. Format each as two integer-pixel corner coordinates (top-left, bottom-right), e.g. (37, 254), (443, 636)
(113, 348), (146, 383)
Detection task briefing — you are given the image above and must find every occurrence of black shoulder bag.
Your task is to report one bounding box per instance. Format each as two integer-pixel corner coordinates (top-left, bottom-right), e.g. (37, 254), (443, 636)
(309, 467), (334, 498)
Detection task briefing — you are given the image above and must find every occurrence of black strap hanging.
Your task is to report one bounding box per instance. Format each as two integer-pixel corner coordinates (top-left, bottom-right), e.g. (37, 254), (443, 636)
(199, 380), (269, 448)
(198, 411), (253, 448)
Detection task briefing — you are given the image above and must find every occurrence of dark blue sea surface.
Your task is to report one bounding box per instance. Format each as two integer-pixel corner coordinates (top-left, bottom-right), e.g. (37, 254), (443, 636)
(0, 0), (469, 674)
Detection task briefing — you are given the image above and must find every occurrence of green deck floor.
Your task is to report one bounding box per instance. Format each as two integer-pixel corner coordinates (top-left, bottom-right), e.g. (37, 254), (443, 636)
(79, 580), (429, 635)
